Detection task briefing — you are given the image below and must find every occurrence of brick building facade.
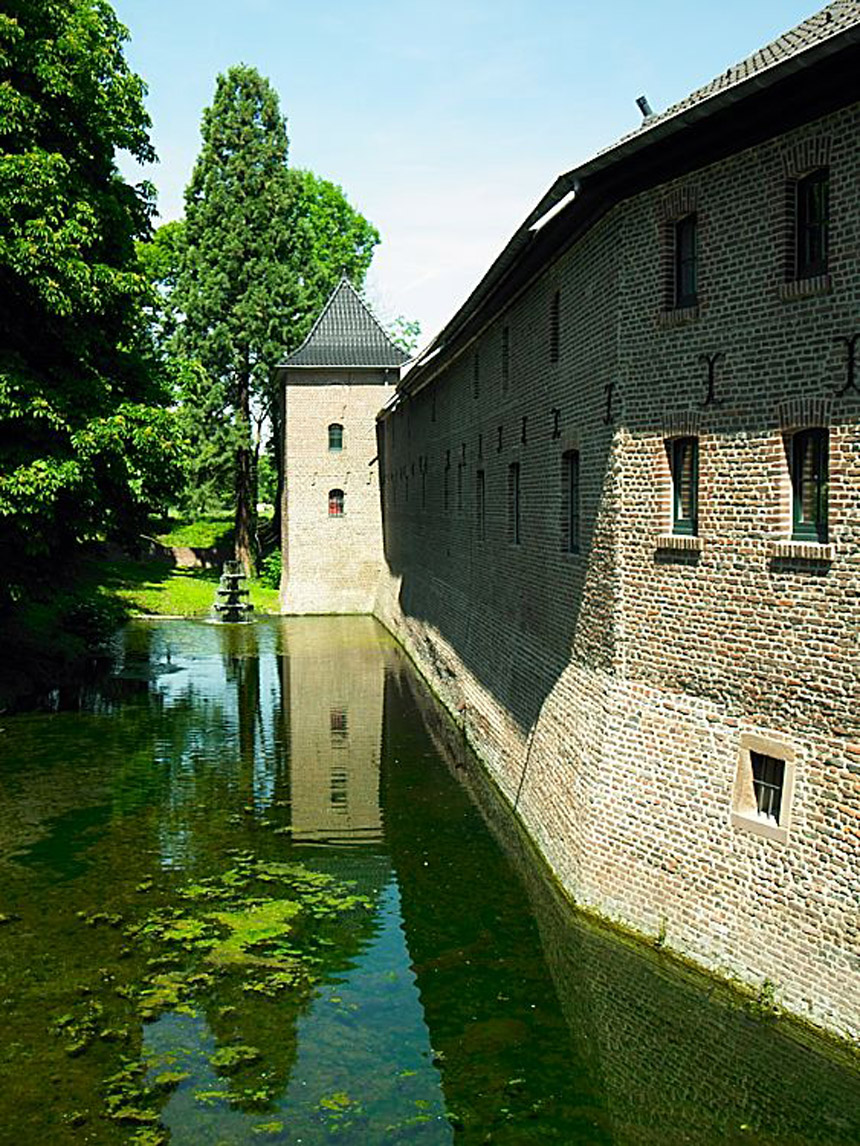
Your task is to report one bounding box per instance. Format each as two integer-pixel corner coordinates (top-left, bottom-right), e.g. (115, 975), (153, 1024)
(283, 5), (860, 1039)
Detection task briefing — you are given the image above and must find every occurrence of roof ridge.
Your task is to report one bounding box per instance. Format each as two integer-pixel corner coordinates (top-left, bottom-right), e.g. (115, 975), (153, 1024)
(589, 1), (860, 163)
(286, 276), (349, 360)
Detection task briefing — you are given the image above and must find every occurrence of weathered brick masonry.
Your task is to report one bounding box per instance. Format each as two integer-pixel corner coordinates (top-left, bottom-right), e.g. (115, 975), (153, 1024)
(371, 7), (860, 1040)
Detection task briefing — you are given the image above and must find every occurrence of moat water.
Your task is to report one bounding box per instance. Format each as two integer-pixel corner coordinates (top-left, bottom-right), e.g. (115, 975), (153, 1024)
(0, 617), (857, 1145)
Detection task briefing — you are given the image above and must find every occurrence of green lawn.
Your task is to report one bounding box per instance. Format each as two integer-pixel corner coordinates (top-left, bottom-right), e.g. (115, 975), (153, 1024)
(86, 554), (280, 617)
(152, 514), (234, 550)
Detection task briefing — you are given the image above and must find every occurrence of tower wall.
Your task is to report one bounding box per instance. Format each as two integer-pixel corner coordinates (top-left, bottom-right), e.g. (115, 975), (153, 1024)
(281, 368), (393, 614)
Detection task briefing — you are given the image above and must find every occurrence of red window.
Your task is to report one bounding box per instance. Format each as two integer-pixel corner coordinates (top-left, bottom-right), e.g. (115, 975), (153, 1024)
(328, 489), (344, 517)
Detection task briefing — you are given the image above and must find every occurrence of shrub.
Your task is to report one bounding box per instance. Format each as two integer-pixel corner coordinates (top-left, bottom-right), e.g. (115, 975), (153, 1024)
(60, 596), (127, 652)
(258, 550), (281, 590)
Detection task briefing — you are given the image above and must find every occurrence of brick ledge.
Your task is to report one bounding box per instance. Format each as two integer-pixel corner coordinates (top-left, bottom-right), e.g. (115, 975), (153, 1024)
(657, 304), (699, 328)
(769, 539), (834, 561)
(656, 534), (703, 552)
(777, 274), (831, 301)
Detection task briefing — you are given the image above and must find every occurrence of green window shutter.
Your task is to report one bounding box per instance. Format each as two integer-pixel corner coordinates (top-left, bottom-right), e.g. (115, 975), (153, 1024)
(791, 428), (828, 542)
(671, 437), (698, 536)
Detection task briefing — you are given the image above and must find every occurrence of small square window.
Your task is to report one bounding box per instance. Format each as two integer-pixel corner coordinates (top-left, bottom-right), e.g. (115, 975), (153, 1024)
(669, 437), (698, 536)
(732, 735), (796, 844)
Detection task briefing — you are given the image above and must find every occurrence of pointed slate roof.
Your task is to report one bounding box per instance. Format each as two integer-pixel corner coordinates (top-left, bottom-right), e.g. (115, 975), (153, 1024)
(281, 276), (409, 368)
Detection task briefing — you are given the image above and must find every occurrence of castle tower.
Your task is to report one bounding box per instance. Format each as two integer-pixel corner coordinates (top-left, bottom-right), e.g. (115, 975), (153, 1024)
(278, 276), (408, 614)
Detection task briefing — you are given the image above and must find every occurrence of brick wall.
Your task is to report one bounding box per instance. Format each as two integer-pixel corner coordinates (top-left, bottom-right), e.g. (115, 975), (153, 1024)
(373, 104), (860, 1041)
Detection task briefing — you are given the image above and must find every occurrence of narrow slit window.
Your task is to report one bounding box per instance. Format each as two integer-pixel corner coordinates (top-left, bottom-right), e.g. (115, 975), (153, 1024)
(670, 437), (698, 535)
(791, 428), (828, 542)
(476, 469), (486, 540)
(562, 450), (580, 553)
(328, 488), (344, 517)
(328, 423), (344, 452)
(508, 461), (521, 545)
(674, 214), (698, 308)
(796, 169), (829, 279)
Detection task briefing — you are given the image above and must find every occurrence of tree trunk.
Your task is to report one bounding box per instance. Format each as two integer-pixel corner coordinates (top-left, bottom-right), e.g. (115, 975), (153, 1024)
(268, 384), (285, 549)
(234, 364), (255, 576)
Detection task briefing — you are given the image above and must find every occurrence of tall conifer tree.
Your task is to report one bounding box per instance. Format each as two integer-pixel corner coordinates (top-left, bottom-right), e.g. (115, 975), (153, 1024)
(176, 65), (297, 573)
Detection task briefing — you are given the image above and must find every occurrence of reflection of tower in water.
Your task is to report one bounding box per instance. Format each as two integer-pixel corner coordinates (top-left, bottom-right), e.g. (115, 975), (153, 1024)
(285, 617), (384, 846)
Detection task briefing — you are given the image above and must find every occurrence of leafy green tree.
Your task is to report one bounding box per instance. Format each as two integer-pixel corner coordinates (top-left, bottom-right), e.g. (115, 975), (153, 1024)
(0, 0), (183, 605)
(388, 315), (421, 355)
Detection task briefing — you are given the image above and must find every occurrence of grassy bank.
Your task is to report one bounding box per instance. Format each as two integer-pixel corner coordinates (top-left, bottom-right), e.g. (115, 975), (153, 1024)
(0, 539), (280, 708)
(83, 553), (281, 618)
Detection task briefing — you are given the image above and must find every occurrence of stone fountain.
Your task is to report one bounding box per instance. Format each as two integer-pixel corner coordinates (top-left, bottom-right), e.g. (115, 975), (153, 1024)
(214, 560), (254, 623)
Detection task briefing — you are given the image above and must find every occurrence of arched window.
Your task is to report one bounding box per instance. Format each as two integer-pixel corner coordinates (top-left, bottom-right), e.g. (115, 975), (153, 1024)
(328, 423), (344, 451)
(328, 488), (344, 517)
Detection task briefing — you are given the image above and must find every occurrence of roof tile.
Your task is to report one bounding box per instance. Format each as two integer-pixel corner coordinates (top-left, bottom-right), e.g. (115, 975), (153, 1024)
(593, 1), (860, 161)
(281, 276), (409, 368)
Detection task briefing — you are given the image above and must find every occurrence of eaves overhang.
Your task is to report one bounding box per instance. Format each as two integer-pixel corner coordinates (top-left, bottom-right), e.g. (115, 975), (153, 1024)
(387, 20), (860, 415)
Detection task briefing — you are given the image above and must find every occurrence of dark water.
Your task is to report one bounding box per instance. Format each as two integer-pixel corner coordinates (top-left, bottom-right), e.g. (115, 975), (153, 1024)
(0, 617), (857, 1146)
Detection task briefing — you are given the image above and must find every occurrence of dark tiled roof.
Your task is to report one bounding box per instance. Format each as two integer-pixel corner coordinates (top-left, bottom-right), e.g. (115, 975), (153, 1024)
(590, 1), (860, 166)
(281, 276), (409, 368)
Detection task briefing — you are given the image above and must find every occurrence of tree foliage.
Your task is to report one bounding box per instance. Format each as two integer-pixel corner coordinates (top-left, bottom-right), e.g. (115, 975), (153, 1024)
(161, 66), (382, 563)
(280, 167), (380, 364)
(0, 0), (183, 603)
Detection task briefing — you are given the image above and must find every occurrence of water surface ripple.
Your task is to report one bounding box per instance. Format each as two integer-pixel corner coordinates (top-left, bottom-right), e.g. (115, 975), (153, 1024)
(0, 617), (857, 1145)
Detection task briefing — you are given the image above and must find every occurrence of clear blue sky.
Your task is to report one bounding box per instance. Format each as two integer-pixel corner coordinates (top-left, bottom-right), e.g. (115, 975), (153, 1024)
(113, 0), (821, 345)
